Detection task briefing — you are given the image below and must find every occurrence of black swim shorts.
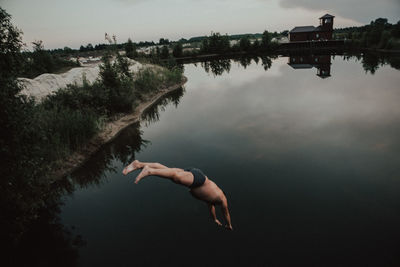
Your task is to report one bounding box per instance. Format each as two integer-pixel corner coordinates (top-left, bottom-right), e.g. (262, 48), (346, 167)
(184, 167), (206, 188)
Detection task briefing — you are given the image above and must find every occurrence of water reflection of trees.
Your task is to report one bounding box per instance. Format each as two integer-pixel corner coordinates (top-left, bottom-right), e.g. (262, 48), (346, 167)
(201, 59), (231, 76)
(69, 122), (147, 188)
(343, 52), (400, 74)
(3, 178), (83, 266)
(260, 56), (273, 70)
(70, 86), (186, 187)
(361, 53), (382, 74)
(200, 55), (276, 76)
(2, 87), (186, 266)
(198, 53), (399, 77)
(141, 86), (185, 126)
(10, 197), (85, 267)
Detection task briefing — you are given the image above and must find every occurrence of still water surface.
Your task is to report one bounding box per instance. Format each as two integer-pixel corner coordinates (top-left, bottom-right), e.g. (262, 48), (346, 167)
(61, 55), (400, 266)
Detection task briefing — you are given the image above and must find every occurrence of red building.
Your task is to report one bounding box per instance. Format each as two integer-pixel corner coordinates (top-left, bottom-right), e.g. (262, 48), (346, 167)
(289, 14), (335, 42)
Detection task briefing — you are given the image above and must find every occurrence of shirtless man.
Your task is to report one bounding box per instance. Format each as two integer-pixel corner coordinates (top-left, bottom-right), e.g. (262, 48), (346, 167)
(123, 160), (233, 230)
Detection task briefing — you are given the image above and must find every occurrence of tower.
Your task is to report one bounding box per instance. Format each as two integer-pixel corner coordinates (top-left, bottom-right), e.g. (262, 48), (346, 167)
(319, 14), (335, 31)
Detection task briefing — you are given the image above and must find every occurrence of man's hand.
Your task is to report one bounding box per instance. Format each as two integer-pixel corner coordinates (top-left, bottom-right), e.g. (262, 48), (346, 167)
(214, 219), (222, 226)
(225, 224), (233, 231)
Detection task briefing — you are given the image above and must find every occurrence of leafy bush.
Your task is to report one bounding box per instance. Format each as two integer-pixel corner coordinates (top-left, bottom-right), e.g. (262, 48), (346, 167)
(44, 58), (136, 116)
(134, 68), (162, 94)
(160, 67), (184, 86)
(134, 66), (183, 95)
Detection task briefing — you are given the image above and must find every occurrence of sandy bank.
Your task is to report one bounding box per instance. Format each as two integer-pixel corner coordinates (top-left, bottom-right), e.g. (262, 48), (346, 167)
(18, 58), (147, 101)
(51, 76), (187, 180)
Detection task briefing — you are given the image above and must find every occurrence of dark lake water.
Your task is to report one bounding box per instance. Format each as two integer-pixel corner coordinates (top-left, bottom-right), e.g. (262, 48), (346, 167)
(43, 54), (400, 266)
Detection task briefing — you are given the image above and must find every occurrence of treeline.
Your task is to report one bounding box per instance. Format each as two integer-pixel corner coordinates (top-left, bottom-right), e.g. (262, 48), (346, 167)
(335, 18), (400, 50)
(130, 30), (281, 61)
(50, 30), (285, 65)
(200, 31), (279, 55)
(19, 40), (79, 78)
(19, 29), (285, 79)
(184, 31), (286, 43)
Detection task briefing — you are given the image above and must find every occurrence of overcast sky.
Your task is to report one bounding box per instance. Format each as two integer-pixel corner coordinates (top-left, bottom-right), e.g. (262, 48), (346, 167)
(1, 0), (399, 49)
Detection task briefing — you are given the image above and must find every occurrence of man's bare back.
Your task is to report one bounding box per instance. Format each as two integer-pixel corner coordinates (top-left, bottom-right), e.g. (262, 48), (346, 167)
(123, 160), (233, 230)
(189, 178), (224, 204)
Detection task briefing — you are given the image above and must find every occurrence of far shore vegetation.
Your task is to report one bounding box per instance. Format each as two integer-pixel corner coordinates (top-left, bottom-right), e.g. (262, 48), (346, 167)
(14, 16), (399, 80)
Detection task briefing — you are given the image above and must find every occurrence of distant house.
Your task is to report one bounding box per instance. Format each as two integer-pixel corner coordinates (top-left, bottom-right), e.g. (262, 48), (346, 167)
(289, 14), (335, 42)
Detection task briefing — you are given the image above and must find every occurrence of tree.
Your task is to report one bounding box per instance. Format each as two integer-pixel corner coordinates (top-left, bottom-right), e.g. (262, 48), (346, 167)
(86, 43), (94, 51)
(161, 45), (169, 59)
(31, 40), (55, 74)
(156, 46), (160, 57)
(159, 38), (170, 45)
(239, 36), (251, 51)
(63, 46), (73, 53)
(372, 18), (389, 28)
(261, 30), (272, 50)
(0, 8), (23, 80)
(280, 30), (289, 37)
(201, 32), (230, 54)
(392, 21), (400, 38)
(172, 42), (183, 57)
(0, 8), (46, 246)
(252, 39), (260, 51)
(125, 38), (137, 59)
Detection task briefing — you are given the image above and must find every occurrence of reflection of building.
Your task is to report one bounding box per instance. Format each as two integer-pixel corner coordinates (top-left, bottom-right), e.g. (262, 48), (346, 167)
(288, 55), (331, 78)
(289, 14), (335, 42)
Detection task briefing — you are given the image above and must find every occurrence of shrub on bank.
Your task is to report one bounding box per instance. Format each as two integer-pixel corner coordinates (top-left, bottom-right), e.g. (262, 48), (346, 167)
(34, 106), (100, 159)
(160, 67), (184, 86)
(134, 68), (161, 94)
(134, 66), (183, 96)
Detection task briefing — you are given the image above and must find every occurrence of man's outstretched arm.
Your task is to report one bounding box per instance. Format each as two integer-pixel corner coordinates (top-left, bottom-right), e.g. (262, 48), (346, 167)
(221, 197), (233, 230)
(208, 204), (222, 226)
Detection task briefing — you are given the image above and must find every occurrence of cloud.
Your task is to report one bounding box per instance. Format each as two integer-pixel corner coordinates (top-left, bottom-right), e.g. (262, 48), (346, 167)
(278, 0), (400, 23)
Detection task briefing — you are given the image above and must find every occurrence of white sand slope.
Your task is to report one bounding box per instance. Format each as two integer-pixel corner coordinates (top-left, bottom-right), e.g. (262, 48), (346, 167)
(18, 58), (145, 101)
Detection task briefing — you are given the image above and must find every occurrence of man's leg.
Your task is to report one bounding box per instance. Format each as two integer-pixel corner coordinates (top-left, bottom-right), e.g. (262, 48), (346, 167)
(123, 160), (181, 175)
(134, 166), (193, 186)
(136, 161), (168, 169)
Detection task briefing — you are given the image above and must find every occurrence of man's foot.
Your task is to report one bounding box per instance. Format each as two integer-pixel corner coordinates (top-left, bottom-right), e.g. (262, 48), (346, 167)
(122, 160), (141, 175)
(135, 166), (150, 184)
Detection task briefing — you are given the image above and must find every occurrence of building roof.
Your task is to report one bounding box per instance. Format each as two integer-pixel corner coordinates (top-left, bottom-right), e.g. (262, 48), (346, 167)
(289, 26), (315, 33)
(314, 26), (323, 31)
(319, 14), (335, 19)
(317, 73), (331, 78)
(288, 63), (313, 69)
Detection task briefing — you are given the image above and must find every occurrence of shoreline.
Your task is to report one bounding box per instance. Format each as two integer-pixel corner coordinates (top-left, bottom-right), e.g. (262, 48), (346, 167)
(51, 76), (187, 180)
